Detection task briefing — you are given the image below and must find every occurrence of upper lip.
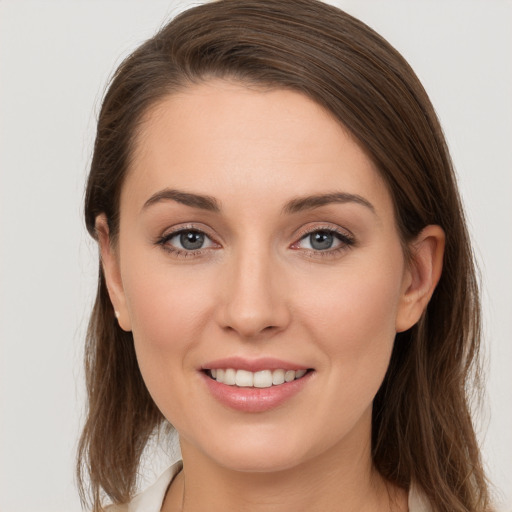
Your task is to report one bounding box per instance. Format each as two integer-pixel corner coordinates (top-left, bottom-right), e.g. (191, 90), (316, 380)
(201, 356), (310, 372)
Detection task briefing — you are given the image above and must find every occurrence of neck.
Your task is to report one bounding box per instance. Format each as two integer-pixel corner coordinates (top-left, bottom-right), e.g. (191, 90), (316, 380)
(162, 428), (406, 512)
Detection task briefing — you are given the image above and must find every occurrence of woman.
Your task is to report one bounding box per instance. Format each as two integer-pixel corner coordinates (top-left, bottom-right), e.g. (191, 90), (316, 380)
(77, 0), (492, 510)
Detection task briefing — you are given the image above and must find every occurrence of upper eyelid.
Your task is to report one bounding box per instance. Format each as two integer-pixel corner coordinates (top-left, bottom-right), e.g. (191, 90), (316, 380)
(294, 223), (354, 239)
(160, 223), (217, 239)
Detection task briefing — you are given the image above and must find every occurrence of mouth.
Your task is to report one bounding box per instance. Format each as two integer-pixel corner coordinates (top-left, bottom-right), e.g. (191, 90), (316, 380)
(201, 360), (315, 412)
(204, 368), (311, 388)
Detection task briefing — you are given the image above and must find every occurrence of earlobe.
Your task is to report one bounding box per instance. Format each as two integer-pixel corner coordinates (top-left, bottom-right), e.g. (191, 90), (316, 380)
(395, 225), (445, 333)
(95, 215), (132, 332)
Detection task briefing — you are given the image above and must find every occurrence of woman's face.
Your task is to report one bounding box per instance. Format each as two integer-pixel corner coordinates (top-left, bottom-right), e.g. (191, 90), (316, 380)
(103, 81), (421, 472)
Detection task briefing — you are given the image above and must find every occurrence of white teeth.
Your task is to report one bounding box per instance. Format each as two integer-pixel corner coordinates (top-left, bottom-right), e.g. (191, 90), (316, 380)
(209, 368), (308, 387)
(272, 369), (285, 385)
(284, 370), (296, 382)
(253, 370), (273, 388)
(235, 369), (253, 387)
(224, 368), (236, 385)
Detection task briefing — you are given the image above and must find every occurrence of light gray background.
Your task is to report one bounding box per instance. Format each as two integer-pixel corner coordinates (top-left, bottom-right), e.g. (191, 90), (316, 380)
(1, 1), (511, 510)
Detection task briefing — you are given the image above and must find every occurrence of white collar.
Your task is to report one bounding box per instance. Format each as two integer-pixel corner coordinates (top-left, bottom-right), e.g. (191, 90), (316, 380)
(106, 461), (183, 512)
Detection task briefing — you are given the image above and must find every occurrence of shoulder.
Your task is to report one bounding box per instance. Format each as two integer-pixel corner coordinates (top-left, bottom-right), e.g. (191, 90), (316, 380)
(106, 461), (183, 512)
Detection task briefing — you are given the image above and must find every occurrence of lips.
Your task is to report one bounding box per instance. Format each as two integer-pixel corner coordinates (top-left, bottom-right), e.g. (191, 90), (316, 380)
(201, 357), (314, 412)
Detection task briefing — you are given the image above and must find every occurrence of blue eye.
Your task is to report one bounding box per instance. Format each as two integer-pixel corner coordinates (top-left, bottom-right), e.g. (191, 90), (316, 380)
(296, 229), (354, 252)
(159, 229), (217, 253)
(178, 230), (206, 250)
(308, 231), (336, 250)
(157, 226), (353, 258)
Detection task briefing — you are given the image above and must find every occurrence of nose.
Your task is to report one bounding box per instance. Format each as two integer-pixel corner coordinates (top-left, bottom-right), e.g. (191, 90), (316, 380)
(216, 246), (291, 339)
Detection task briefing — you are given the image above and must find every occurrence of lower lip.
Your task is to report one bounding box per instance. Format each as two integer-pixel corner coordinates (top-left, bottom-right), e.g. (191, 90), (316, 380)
(202, 371), (313, 413)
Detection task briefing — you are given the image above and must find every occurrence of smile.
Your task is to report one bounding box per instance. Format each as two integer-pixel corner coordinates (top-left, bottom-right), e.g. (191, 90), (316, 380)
(202, 367), (314, 413)
(208, 368), (308, 388)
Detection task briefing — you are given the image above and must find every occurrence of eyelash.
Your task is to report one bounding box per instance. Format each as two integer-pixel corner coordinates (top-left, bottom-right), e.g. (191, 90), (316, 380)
(155, 225), (218, 258)
(292, 226), (355, 258)
(155, 225), (355, 259)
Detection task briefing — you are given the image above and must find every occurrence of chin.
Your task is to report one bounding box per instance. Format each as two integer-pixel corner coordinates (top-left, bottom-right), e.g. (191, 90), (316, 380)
(215, 446), (309, 474)
(192, 425), (319, 474)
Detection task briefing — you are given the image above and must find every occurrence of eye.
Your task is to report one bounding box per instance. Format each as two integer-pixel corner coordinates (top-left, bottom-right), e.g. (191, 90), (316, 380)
(292, 228), (354, 253)
(158, 228), (217, 253)
(301, 230), (338, 251)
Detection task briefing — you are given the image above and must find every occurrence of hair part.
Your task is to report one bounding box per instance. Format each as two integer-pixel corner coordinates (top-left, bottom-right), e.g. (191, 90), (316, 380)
(79, 1), (491, 510)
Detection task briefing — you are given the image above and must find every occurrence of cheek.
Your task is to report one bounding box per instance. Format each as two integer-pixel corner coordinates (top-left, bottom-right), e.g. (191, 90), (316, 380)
(306, 262), (401, 329)
(121, 264), (220, 425)
(121, 260), (215, 373)
(292, 261), (403, 440)
(298, 254), (404, 376)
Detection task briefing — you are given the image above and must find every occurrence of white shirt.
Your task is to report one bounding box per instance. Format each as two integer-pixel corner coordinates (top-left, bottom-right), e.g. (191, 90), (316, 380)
(110, 461), (432, 512)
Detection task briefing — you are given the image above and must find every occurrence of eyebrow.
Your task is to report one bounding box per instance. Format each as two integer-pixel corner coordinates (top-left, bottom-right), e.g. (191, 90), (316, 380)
(282, 192), (376, 215)
(142, 188), (221, 213)
(141, 188), (375, 215)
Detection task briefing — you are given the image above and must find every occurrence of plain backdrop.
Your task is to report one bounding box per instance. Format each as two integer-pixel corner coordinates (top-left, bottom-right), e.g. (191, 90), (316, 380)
(1, 1), (511, 511)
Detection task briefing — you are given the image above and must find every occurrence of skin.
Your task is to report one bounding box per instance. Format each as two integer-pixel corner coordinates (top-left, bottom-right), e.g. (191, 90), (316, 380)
(98, 81), (444, 512)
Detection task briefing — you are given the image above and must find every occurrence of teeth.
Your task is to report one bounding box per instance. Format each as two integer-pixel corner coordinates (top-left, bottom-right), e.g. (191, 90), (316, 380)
(272, 369), (285, 385)
(224, 368), (236, 385)
(253, 370), (272, 388)
(210, 368), (308, 387)
(235, 369), (253, 387)
(284, 370), (295, 382)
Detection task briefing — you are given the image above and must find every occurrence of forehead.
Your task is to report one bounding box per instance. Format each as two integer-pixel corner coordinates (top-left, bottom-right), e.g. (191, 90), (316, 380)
(123, 80), (393, 219)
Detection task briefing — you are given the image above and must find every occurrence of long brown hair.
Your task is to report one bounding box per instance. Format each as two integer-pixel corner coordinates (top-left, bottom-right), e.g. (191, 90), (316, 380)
(78, 1), (491, 510)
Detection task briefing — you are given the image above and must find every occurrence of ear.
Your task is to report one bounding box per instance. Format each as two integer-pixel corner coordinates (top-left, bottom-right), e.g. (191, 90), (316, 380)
(395, 225), (445, 333)
(95, 214), (132, 332)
